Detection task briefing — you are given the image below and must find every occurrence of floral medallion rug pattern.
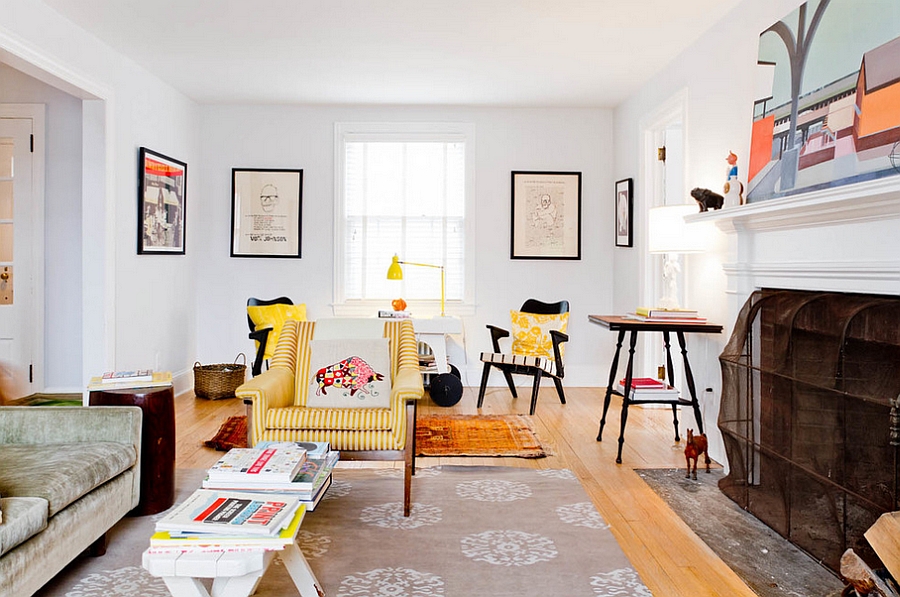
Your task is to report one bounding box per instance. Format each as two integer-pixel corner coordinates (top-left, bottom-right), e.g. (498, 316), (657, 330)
(34, 466), (652, 597)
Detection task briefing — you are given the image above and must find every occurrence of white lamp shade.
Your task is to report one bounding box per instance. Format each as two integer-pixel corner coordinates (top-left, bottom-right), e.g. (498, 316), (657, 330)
(648, 204), (706, 254)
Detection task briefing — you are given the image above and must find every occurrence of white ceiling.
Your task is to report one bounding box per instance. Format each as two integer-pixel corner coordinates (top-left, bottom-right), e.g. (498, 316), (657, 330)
(42, 0), (743, 107)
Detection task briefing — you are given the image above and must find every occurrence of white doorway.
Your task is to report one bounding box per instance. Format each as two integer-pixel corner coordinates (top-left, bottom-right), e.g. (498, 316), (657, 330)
(637, 91), (688, 392)
(0, 105), (46, 397)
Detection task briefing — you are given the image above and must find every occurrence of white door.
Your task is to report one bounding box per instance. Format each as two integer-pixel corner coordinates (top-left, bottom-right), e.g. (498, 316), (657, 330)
(0, 117), (35, 398)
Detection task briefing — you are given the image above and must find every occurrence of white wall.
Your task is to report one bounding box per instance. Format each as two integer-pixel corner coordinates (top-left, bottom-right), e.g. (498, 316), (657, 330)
(1, 0), (201, 392)
(612, 0), (900, 463)
(197, 105), (616, 387)
(0, 62), (82, 390)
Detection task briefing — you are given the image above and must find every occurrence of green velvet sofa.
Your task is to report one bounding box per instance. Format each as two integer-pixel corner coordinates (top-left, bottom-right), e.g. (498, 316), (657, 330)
(0, 406), (142, 597)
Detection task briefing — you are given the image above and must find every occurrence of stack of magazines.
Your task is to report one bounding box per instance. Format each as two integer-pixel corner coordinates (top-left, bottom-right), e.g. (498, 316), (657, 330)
(203, 442), (339, 512)
(149, 489), (306, 553)
(616, 377), (680, 400)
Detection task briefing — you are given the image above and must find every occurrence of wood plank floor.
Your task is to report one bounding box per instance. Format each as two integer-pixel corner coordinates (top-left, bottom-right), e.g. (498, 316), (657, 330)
(176, 386), (755, 597)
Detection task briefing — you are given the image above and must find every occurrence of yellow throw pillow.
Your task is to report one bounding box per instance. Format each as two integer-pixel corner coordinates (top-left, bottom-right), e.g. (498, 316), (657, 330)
(247, 303), (307, 361)
(510, 310), (569, 360)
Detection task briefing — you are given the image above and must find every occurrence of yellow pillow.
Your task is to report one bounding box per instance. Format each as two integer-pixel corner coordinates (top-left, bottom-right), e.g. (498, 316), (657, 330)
(510, 310), (569, 360)
(247, 303), (307, 361)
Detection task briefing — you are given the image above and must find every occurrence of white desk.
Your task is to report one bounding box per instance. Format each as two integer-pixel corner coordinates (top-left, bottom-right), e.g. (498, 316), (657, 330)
(411, 316), (463, 375)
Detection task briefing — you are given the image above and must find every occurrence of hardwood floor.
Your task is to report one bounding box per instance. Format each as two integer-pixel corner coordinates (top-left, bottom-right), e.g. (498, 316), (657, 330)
(176, 386), (755, 596)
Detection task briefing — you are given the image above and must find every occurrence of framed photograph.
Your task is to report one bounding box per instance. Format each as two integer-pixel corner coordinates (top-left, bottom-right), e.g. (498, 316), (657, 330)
(615, 178), (633, 248)
(510, 171), (581, 260)
(231, 168), (303, 258)
(138, 147), (186, 255)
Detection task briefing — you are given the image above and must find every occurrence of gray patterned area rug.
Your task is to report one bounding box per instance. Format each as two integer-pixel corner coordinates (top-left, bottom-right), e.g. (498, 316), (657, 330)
(35, 466), (652, 597)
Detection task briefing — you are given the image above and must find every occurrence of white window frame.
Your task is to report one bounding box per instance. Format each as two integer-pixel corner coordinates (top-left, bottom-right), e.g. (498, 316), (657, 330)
(333, 121), (477, 317)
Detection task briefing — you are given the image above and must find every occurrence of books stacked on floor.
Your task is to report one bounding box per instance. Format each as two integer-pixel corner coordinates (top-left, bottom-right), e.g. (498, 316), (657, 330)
(149, 488), (306, 553)
(87, 370), (173, 391)
(626, 308), (707, 324)
(203, 441), (339, 512)
(616, 377), (680, 400)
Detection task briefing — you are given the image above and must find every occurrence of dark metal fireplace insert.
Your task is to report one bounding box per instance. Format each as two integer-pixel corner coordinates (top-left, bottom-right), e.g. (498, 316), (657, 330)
(718, 288), (900, 573)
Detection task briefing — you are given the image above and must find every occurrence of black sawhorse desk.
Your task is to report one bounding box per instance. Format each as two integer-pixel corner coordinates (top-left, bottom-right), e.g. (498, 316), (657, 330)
(590, 315), (722, 464)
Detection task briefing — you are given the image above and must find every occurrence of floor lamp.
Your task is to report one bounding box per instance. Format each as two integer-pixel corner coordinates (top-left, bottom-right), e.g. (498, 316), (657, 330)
(648, 205), (705, 310)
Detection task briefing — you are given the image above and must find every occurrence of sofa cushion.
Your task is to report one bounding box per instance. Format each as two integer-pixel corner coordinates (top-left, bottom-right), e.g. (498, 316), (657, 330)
(0, 442), (136, 516)
(266, 406), (395, 431)
(305, 338), (392, 409)
(0, 497), (48, 556)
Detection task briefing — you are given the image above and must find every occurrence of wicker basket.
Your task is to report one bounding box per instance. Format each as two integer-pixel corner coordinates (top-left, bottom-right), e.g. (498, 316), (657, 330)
(193, 354), (247, 400)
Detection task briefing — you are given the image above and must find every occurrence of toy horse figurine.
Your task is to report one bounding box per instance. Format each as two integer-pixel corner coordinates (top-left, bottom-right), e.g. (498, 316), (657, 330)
(684, 429), (710, 480)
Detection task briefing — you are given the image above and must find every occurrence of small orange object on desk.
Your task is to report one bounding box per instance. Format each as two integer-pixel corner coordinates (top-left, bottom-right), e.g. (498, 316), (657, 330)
(589, 315), (723, 464)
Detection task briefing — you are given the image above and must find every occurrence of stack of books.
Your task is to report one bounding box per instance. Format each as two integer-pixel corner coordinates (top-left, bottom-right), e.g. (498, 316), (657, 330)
(616, 377), (680, 400)
(202, 442), (338, 512)
(149, 488), (306, 553)
(87, 370), (173, 391)
(626, 308), (707, 324)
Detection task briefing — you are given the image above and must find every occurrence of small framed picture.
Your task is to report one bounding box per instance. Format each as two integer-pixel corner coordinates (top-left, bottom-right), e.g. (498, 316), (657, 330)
(138, 147), (186, 255)
(510, 171), (582, 260)
(615, 178), (633, 248)
(231, 168), (303, 258)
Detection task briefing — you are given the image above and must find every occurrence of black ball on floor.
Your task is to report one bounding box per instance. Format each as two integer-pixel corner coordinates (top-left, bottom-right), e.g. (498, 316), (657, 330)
(429, 372), (463, 407)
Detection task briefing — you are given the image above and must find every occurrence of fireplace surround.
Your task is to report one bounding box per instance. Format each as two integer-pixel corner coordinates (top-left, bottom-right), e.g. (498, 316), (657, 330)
(718, 288), (900, 572)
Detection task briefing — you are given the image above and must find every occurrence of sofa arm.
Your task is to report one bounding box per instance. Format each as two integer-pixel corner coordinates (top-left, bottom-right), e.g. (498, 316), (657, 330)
(235, 367), (295, 410)
(0, 406), (142, 447)
(392, 367), (425, 404)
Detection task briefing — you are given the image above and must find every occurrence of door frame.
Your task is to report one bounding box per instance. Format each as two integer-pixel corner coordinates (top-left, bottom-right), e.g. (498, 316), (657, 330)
(637, 89), (689, 378)
(0, 104), (45, 391)
(0, 29), (116, 401)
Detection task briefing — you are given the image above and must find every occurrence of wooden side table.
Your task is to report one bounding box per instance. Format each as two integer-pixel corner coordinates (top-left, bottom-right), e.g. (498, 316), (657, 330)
(89, 385), (176, 515)
(589, 315), (723, 464)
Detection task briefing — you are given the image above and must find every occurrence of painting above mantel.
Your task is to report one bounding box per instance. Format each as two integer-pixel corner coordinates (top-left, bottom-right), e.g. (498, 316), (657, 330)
(748, 0), (900, 203)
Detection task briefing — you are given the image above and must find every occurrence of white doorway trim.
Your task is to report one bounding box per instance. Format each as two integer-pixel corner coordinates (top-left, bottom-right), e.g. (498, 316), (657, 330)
(0, 27), (117, 401)
(636, 88), (689, 378)
(0, 104), (45, 391)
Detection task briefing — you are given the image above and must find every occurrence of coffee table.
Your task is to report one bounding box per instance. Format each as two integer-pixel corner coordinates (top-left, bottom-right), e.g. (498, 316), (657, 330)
(142, 539), (322, 597)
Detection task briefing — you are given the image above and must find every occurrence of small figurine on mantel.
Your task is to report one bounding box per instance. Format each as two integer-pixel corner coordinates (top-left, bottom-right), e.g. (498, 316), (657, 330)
(723, 151), (744, 207)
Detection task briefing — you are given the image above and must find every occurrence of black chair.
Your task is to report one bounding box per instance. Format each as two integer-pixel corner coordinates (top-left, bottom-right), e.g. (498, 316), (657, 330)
(477, 299), (570, 415)
(246, 296), (294, 377)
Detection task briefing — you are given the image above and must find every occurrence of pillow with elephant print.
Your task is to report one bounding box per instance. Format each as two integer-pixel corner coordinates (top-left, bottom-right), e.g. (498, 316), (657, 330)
(306, 338), (392, 409)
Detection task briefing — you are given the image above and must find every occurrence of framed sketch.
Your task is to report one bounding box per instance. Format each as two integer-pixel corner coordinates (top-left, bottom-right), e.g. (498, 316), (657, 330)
(138, 147), (186, 255)
(510, 171), (581, 260)
(231, 168), (303, 258)
(615, 178), (633, 248)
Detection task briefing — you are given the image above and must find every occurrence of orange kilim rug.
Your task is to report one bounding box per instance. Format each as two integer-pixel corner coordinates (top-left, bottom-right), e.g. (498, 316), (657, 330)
(206, 413), (548, 457)
(415, 414), (548, 458)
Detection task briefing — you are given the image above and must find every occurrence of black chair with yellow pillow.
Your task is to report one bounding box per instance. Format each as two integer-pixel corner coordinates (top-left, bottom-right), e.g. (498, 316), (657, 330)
(477, 299), (570, 416)
(246, 297), (307, 377)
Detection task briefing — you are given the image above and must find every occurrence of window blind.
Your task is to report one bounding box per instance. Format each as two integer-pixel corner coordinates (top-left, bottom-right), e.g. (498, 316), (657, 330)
(342, 140), (466, 302)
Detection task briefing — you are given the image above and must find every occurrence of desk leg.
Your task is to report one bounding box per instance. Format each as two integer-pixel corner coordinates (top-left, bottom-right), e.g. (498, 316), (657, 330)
(161, 576), (211, 597)
(597, 330), (626, 442)
(615, 331), (639, 464)
(663, 331), (681, 442)
(677, 331), (704, 435)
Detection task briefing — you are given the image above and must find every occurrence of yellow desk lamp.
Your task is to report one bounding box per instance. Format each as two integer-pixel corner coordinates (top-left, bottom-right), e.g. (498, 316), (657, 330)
(387, 255), (446, 316)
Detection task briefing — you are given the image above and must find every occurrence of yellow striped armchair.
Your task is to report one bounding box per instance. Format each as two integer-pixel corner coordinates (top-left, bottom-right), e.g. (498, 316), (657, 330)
(235, 318), (424, 515)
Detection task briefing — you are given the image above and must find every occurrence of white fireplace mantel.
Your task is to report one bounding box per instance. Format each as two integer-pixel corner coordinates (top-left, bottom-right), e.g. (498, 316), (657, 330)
(685, 177), (900, 233)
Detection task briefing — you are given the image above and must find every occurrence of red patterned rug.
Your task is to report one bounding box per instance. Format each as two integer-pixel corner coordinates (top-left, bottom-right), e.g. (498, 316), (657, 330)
(205, 414), (548, 457)
(204, 415), (248, 451)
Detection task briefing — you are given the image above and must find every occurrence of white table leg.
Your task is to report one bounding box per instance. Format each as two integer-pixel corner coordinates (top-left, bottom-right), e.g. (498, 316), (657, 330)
(162, 576), (211, 597)
(418, 332), (450, 374)
(210, 572), (265, 597)
(280, 543), (324, 597)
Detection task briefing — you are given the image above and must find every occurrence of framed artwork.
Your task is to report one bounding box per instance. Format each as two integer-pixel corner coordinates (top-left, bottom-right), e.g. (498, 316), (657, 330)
(748, 0), (900, 202)
(138, 147), (186, 255)
(615, 178), (633, 248)
(231, 168), (303, 258)
(510, 171), (581, 260)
